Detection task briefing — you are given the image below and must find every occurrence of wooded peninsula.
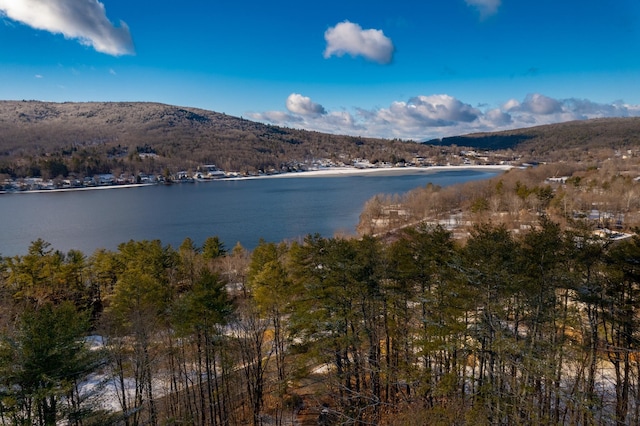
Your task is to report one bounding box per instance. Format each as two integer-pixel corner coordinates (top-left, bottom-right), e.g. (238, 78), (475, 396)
(2, 102), (640, 425)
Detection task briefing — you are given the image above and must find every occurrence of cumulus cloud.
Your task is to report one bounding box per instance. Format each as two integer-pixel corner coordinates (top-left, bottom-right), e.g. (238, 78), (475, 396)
(324, 21), (394, 64)
(286, 93), (326, 116)
(562, 98), (639, 118)
(502, 98), (520, 111)
(484, 108), (512, 126)
(465, 0), (501, 18)
(496, 94), (640, 133)
(518, 93), (563, 115)
(376, 95), (480, 130)
(249, 92), (640, 141)
(0, 0), (134, 56)
(408, 95), (480, 123)
(249, 99), (362, 135)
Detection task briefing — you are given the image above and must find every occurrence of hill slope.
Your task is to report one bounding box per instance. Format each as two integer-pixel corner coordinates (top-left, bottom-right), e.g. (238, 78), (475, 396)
(4, 101), (640, 179)
(426, 117), (640, 158)
(0, 101), (432, 178)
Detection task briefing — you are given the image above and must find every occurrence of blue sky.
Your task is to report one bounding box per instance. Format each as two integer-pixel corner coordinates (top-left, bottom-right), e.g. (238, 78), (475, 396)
(1, 0), (639, 141)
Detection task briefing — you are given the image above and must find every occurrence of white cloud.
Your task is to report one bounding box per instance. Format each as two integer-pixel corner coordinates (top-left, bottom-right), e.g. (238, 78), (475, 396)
(405, 95), (480, 124)
(324, 21), (394, 64)
(502, 98), (520, 111)
(300, 111), (364, 135)
(286, 93), (326, 116)
(484, 108), (512, 126)
(358, 95), (480, 138)
(0, 0), (134, 56)
(465, 0), (501, 18)
(562, 98), (640, 118)
(518, 93), (563, 115)
(250, 110), (303, 124)
(249, 93), (640, 141)
(34, 74), (43, 79)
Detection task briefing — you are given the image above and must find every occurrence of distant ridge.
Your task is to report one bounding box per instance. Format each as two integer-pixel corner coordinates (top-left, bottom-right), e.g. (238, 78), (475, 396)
(425, 117), (640, 153)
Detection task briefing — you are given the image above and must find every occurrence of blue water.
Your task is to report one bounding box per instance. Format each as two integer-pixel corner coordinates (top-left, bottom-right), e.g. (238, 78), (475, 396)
(0, 169), (500, 256)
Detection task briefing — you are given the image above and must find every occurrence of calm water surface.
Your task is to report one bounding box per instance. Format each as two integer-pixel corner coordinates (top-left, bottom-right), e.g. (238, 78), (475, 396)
(0, 169), (499, 256)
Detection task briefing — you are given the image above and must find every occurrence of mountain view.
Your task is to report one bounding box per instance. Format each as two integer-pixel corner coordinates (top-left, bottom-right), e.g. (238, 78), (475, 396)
(3, 100), (640, 184)
(0, 100), (440, 181)
(2, 0), (640, 425)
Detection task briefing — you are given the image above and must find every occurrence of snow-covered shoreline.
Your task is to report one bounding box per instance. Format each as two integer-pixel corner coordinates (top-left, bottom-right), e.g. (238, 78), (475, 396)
(229, 164), (513, 180)
(1, 165), (512, 194)
(2, 183), (156, 194)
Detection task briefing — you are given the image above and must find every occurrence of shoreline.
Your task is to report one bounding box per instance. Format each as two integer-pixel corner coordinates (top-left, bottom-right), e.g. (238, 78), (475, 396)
(265, 164), (511, 178)
(1, 183), (156, 195)
(1, 165), (512, 194)
(226, 164), (513, 180)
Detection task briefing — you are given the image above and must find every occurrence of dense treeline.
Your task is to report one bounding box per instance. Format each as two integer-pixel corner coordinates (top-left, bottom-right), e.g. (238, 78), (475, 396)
(1, 220), (640, 425)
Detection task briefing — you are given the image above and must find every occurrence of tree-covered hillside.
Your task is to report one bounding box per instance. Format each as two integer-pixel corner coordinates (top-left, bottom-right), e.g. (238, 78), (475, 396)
(426, 117), (640, 161)
(0, 101), (435, 179)
(4, 100), (640, 181)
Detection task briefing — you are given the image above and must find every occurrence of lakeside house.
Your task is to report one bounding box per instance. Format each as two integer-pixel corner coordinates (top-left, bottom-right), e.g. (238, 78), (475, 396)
(194, 165), (226, 180)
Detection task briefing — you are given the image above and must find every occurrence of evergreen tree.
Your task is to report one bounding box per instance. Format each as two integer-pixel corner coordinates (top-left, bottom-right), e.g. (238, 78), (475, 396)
(0, 302), (100, 426)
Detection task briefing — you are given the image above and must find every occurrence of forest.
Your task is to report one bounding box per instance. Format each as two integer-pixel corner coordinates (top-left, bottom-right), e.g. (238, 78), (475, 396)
(1, 218), (640, 425)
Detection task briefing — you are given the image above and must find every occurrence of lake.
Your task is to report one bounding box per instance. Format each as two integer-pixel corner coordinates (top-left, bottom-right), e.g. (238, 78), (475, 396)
(0, 168), (501, 256)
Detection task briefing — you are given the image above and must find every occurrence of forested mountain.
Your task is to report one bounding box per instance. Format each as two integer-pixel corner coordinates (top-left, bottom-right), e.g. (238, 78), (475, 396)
(0, 100), (432, 178)
(3, 100), (640, 180)
(425, 117), (640, 161)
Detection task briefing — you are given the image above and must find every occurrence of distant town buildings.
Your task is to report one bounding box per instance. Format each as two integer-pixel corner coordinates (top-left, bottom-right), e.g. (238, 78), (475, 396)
(0, 150), (515, 193)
